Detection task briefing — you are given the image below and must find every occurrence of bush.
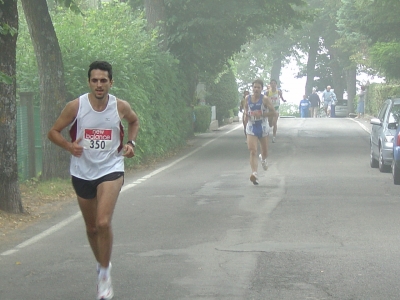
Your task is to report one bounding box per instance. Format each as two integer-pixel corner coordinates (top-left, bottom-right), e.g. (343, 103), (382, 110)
(205, 70), (239, 124)
(194, 105), (211, 133)
(16, 3), (192, 169)
(233, 107), (239, 116)
(365, 83), (400, 116)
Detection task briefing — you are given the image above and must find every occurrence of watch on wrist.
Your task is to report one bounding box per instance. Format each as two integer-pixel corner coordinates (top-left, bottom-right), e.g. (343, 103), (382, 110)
(127, 140), (136, 147)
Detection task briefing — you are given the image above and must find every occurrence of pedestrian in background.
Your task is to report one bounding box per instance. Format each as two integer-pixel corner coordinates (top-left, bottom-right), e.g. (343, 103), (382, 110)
(299, 95), (311, 118)
(308, 88), (321, 118)
(322, 86), (337, 117)
(356, 85), (366, 118)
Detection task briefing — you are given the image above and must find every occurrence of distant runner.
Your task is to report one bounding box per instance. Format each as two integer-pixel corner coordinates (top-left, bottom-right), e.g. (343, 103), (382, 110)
(267, 79), (286, 142)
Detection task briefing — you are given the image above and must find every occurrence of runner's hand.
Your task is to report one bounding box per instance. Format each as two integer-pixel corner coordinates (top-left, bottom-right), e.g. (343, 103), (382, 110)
(69, 137), (83, 157)
(123, 144), (135, 158)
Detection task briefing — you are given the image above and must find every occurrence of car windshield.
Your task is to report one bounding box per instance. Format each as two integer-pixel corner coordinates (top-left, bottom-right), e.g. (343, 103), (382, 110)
(389, 104), (400, 124)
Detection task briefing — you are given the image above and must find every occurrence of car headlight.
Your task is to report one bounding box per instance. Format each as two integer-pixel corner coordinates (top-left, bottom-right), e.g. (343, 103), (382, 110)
(385, 136), (394, 143)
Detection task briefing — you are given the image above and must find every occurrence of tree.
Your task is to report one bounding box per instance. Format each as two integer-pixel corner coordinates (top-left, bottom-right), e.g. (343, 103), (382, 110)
(338, 0), (400, 80)
(144, 0), (167, 50)
(0, 0), (23, 213)
(21, 0), (70, 180)
(142, 0), (309, 100)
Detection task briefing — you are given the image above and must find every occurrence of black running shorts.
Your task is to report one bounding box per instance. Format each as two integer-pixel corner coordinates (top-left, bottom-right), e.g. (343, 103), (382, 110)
(71, 172), (124, 199)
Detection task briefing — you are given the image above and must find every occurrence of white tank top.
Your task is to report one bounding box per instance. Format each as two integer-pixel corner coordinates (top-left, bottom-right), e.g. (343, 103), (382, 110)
(69, 93), (124, 180)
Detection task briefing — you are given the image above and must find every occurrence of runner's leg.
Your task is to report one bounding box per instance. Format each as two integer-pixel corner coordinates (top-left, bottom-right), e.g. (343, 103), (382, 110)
(95, 177), (123, 268)
(247, 134), (258, 173)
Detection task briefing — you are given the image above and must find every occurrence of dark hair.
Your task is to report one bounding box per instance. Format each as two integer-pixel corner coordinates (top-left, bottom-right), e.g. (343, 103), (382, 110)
(88, 61), (113, 81)
(252, 78), (264, 89)
(270, 79), (277, 84)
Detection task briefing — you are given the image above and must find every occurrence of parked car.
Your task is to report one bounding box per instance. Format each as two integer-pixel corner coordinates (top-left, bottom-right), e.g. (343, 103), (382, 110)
(392, 125), (400, 184)
(370, 98), (400, 172)
(335, 99), (348, 117)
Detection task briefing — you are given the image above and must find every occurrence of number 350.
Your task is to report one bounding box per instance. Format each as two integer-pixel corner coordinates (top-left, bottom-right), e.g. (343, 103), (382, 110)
(90, 140), (106, 149)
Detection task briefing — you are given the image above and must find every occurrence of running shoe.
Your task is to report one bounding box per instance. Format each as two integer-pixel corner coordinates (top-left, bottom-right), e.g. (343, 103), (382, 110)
(250, 172), (259, 185)
(261, 159), (268, 171)
(272, 136), (276, 143)
(258, 154), (268, 171)
(97, 276), (114, 300)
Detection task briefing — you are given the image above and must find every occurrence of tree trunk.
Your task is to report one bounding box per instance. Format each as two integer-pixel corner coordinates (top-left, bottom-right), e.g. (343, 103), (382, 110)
(144, 0), (167, 50)
(21, 0), (70, 180)
(270, 52), (283, 86)
(0, 0), (23, 213)
(345, 66), (357, 114)
(305, 35), (319, 96)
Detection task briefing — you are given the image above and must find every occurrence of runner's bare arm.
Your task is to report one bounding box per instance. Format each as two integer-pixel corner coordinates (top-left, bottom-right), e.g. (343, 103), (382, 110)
(279, 90), (286, 102)
(263, 96), (276, 117)
(117, 99), (139, 158)
(47, 99), (83, 157)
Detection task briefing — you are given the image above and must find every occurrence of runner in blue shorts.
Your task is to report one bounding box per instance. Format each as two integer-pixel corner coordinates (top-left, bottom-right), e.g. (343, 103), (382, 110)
(244, 79), (276, 185)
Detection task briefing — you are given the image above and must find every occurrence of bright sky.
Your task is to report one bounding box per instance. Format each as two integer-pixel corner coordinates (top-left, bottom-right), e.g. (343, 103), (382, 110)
(280, 63), (306, 104)
(280, 61), (385, 104)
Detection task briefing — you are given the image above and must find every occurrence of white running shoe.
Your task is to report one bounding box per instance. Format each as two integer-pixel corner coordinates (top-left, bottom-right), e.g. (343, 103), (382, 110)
(97, 276), (114, 300)
(250, 172), (259, 185)
(261, 159), (268, 171)
(259, 154), (268, 171)
(272, 136), (276, 143)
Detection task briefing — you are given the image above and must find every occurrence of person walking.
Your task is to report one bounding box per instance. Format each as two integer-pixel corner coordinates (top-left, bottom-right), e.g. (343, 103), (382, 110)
(47, 61), (140, 300)
(308, 88), (321, 118)
(243, 79), (276, 185)
(356, 85), (366, 118)
(321, 85), (337, 117)
(299, 95), (311, 118)
(266, 79), (286, 143)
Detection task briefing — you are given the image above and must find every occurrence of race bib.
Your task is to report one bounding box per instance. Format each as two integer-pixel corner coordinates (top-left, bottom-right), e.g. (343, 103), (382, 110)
(82, 128), (113, 151)
(249, 110), (262, 121)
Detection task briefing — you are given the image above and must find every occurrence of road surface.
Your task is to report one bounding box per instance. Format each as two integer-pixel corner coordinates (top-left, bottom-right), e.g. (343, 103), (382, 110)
(1, 117), (400, 300)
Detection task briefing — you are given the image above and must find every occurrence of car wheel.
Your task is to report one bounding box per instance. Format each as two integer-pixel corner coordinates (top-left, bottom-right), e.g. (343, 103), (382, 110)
(370, 143), (378, 168)
(379, 146), (391, 173)
(392, 160), (400, 185)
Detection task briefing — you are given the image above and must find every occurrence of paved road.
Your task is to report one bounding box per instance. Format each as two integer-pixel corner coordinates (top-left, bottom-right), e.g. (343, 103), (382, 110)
(2, 117), (400, 300)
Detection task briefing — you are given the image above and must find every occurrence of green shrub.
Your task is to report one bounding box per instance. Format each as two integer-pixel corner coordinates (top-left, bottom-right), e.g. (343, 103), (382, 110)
(194, 105), (211, 133)
(233, 107), (239, 116)
(205, 70), (239, 124)
(16, 3), (192, 169)
(365, 83), (400, 116)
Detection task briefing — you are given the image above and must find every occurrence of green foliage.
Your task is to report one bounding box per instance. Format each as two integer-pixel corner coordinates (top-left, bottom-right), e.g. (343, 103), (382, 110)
(16, 2), (191, 168)
(233, 106), (239, 116)
(205, 70), (239, 124)
(0, 73), (13, 84)
(194, 105), (211, 133)
(369, 43), (400, 80)
(279, 102), (300, 117)
(165, 0), (309, 83)
(0, 22), (18, 35)
(365, 83), (400, 116)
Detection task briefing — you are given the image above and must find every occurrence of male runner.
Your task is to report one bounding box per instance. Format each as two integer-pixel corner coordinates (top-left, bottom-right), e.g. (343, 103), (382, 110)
(267, 79), (286, 142)
(48, 61), (139, 300)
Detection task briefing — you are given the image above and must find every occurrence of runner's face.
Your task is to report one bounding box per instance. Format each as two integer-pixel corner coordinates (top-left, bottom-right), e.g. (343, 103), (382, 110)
(88, 69), (113, 100)
(252, 83), (262, 95)
(270, 81), (277, 89)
